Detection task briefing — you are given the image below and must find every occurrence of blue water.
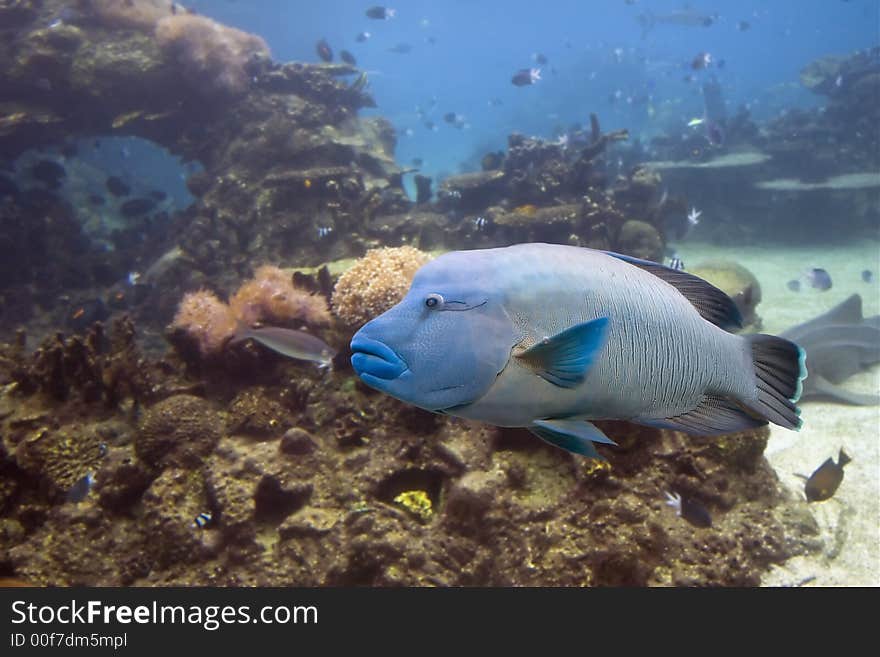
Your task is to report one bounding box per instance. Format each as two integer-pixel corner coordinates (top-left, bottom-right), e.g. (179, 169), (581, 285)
(186, 0), (879, 180)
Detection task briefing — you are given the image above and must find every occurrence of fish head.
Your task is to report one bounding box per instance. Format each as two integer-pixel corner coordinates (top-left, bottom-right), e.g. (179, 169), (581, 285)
(350, 253), (518, 412)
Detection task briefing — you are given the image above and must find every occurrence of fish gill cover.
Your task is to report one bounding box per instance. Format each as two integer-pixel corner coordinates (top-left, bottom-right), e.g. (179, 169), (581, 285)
(0, 0), (876, 587)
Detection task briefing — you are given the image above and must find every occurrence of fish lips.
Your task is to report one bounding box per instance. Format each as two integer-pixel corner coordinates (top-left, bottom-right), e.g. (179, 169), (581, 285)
(350, 335), (408, 386)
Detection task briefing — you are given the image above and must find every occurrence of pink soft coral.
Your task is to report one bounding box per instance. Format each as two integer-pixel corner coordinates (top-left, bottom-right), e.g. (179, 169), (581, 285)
(155, 14), (270, 95)
(171, 289), (238, 357)
(172, 266), (331, 358)
(230, 265), (330, 328)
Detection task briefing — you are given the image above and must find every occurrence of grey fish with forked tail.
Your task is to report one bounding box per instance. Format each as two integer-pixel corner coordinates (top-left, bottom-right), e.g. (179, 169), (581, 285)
(804, 449), (851, 502)
(231, 325), (335, 368)
(351, 243), (807, 460)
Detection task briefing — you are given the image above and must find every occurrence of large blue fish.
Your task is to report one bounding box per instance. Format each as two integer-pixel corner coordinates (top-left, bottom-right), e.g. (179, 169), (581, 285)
(350, 244), (806, 459)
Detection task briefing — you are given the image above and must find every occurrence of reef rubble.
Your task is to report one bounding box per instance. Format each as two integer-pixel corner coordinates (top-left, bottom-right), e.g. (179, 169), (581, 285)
(0, 321), (822, 586)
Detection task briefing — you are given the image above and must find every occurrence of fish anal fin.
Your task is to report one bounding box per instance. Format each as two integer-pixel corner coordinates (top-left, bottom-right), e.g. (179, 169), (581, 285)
(638, 395), (767, 435)
(515, 317), (609, 388)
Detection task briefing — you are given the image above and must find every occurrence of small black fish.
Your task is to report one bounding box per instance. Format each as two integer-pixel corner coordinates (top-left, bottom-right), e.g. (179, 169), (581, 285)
(340, 49), (357, 66)
(31, 160), (66, 190)
(120, 197), (157, 217)
(316, 38), (333, 62)
(787, 279), (801, 292)
(106, 175), (131, 197)
(443, 112), (458, 124)
(736, 20), (751, 31)
(533, 52), (548, 66)
(805, 267), (832, 291)
(355, 31), (371, 42)
(411, 157), (423, 167)
(366, 6), (395, 19)
(862, 270), (874, 283)
(388, 42), (412, 54)
(665, 491), (712, 528)
(66, 473), (96, 503)
(511, 67), (541, 86)
(691, 51), (711, 70)
(805, 449), (851, 502)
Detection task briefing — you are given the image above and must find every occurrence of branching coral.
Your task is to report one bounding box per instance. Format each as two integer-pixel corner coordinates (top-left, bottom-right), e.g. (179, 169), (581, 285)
(171, 266), (331, 357)
(331, 246), (432, 327)
(154, 14), (270, 95)
(230, 265), (330, 328)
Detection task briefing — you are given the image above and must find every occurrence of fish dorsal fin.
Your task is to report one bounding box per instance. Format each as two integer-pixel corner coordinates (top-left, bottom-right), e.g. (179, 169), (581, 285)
(603, 251), (742, 330)
(515, 317), (610, 388)
(826, 294), (863, 324)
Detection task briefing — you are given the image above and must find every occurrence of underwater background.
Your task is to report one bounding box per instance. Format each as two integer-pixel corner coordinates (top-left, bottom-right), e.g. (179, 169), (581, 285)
(0, 0), (877, 586)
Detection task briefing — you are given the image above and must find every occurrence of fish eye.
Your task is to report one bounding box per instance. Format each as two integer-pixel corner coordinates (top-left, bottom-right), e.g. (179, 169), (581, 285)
(425, 293), (444, 309)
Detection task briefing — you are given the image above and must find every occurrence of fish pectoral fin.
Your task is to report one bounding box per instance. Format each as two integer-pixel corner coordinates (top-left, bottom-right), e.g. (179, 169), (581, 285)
(636, 395), (767, 435)
(530, 418), (617, 460)
(515, 317), (609, 388)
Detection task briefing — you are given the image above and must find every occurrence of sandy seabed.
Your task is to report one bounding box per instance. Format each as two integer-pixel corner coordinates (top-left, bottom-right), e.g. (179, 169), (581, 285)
(677, 240), (880, 586)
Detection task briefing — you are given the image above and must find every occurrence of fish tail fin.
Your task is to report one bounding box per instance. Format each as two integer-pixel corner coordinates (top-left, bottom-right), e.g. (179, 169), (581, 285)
(838, 449), (852, 467)
(742, 334), (807, 430)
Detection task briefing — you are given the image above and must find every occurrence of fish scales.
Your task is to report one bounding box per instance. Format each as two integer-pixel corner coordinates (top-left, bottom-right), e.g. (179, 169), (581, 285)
(455, 245), (750, 423)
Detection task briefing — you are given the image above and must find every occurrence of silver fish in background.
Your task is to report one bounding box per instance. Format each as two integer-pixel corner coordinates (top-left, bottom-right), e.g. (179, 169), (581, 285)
(351, 244), (807, 459)
(231, 325), (336, 368)
(637, 9), (716, 38)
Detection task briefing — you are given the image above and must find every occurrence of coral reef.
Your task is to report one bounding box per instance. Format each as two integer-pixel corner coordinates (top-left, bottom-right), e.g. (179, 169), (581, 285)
(0, 336), (823, 585)
(135, 394), (223, 468)
(0, 0), (855, 588)
(87, 0), (179, 31)
(229, 265), (330, 328)
(331, 246), (432, 327)
(170, 265), (331, 358)
(154, 14), (270, 95)
(640, 47), (879, 243)
(616, 220), (664, 263)
(170, 289), (238, 358)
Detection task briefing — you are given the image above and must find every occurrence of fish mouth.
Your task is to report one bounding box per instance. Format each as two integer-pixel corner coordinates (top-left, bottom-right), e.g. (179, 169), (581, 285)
(350, 335), (408, 382)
